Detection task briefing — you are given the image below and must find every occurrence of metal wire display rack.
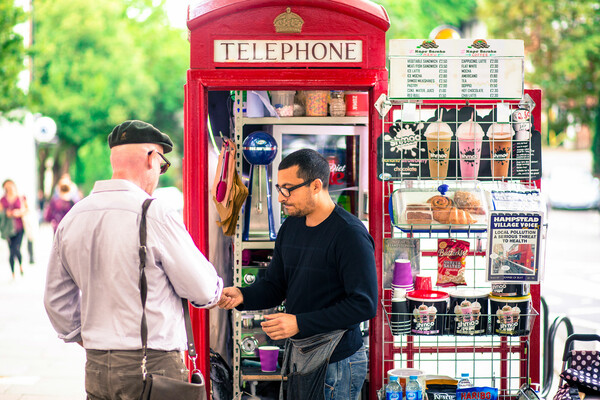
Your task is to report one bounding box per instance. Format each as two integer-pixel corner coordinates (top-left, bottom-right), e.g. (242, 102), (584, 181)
(376, 93), (543, 400)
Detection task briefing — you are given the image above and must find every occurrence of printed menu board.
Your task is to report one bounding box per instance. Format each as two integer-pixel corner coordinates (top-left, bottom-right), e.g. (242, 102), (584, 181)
(389, 39), (524, 100)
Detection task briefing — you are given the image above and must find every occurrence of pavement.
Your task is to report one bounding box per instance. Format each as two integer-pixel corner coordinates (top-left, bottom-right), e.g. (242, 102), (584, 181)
(0, 149), (599, 399)
(0, 224), (86, 400)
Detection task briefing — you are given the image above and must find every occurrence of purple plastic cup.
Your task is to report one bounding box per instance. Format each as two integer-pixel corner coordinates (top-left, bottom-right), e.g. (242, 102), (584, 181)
(258, 346), (279, 372)
(393, 259), (413, 286)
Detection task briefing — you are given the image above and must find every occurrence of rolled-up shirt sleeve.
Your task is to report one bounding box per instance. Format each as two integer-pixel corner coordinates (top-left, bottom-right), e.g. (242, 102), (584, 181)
(44, 241), (83, 343)
(153, 210), (223, 308)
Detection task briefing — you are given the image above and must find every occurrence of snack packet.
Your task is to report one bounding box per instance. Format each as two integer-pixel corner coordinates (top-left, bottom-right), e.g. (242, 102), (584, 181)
(437, 239), (469, 287)
(456, 387), (498, 400)
(426, 376), (458, 400)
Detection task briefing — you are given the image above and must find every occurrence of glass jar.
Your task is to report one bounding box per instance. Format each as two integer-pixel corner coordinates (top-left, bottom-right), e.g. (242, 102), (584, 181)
(329, 90), (346, 117)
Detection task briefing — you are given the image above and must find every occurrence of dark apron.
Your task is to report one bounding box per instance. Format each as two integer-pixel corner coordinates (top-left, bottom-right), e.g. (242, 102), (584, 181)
(279, 329), (346, 400)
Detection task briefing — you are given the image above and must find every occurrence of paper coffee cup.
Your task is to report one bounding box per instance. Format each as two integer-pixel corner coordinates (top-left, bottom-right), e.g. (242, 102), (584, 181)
(258, 346), (279, 372)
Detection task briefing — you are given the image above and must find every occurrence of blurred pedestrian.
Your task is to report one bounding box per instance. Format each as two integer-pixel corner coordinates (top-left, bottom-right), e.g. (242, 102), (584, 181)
(52, 173), (81, 202)
(44, 176), (78, 232)
(0, 179), (28, 278)
(44, 120), (223, 400)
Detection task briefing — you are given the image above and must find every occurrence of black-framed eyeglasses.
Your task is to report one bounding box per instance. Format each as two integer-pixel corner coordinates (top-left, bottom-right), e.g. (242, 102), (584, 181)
(148, 150), (171, 174)
(275, 180), (314, 198)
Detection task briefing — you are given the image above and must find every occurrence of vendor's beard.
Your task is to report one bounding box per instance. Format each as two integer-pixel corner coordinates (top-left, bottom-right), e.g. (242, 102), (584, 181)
(282, 197), (316, 218)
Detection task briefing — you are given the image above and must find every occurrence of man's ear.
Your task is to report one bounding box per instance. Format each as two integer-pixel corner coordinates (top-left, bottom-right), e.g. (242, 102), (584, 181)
(312, 178), (323, 193)
(146, 151), (154, 171)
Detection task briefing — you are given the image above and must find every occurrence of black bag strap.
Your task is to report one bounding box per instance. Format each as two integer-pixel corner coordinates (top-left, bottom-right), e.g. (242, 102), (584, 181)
(139, 198), (198, 380)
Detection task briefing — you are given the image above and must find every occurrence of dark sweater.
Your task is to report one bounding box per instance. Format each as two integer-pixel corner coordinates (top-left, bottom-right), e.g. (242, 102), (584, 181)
(239, 205), (378, 363)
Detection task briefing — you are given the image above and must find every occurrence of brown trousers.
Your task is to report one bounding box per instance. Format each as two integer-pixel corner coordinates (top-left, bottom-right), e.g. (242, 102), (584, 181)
(85, 349), (188, 400)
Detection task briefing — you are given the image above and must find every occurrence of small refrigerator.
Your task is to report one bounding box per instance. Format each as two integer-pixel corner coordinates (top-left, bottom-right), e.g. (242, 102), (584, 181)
(267, 124), (369, 229)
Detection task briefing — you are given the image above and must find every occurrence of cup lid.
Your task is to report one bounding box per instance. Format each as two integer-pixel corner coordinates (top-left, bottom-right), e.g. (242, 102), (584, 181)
(449, 289), (489, 299)
(407, 289), (449, 301)
(489, 293), (531, 301)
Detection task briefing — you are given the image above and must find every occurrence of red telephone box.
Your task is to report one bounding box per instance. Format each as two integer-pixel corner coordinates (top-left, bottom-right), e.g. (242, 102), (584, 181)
(184, 1), (389, 398)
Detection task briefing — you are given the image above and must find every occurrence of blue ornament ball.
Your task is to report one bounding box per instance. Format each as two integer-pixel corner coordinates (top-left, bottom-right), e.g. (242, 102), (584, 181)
(242, 131), (278, 165)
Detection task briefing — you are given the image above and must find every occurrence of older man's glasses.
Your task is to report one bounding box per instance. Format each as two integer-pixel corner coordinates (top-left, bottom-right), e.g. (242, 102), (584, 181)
(275, 180), (313, 198)
(148, 150), (171, 174)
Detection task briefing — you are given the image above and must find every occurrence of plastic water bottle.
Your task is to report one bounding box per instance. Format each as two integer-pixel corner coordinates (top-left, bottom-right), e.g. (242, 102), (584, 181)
(406, 375), (423, 400)
(386, 376), (402, 400)
(457, 373), (473, 389)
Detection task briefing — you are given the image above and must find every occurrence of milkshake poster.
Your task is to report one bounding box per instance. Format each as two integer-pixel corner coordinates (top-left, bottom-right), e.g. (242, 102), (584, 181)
(378, 110), (427, 180)
(486, 211), (542, 283)
(378, 105), (542, 181)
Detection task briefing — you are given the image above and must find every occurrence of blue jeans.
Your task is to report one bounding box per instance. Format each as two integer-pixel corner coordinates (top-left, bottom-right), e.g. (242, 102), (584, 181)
(324, 345), (368, 400)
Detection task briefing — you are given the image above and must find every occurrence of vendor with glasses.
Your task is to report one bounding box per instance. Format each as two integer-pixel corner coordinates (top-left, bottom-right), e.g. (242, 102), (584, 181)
(219, 148), (377, 400)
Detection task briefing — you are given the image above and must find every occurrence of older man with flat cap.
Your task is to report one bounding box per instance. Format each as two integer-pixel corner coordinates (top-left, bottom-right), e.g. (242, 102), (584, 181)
(44, 120), (223, 400)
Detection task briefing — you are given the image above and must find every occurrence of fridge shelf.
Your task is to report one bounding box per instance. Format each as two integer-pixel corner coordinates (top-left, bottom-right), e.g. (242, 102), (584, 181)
(241, 364), (285, 382)
(241, 240), (276, 250)
(241, 116), (368, 125)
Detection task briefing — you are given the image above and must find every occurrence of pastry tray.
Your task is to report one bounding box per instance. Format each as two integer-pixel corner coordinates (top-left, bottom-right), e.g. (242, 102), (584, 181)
(389, 181), (489, 233)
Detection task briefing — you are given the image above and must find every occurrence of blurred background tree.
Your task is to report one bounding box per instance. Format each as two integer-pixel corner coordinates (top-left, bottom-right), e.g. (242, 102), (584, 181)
(479, 0), (599, 174)
(28, 0), (187, 194)
(373, 0), (477, 39)
(0, 0), (27, 114)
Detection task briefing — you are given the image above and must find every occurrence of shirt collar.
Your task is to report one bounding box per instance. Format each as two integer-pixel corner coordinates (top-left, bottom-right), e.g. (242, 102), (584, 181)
(91, 179), (150, 197)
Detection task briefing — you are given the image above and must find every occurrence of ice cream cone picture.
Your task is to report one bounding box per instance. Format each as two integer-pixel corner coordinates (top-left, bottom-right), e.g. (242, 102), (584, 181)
(427, 306), (438, 323)
(497, 305), (513, 324)
(416, 304), (429, 323)
(462, 300), (473, 322)
(512, 306), (521, 322)
(471, 301), (481, 322)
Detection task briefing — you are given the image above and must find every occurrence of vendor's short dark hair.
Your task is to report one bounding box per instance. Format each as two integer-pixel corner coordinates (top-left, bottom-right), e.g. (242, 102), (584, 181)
(279, 149), (330, 190)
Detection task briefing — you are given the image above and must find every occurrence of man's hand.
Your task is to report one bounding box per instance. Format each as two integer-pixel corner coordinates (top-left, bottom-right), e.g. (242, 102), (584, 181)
(217, 287), (244, 309)
(261, 313), (299, 340)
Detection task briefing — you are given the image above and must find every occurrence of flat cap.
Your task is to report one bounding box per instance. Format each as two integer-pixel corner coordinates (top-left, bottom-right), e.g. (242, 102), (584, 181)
(108, 120), (173, 154)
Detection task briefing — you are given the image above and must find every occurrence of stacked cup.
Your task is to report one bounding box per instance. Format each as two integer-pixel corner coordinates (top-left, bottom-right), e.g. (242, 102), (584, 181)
(392, 259), (414, 292)
(414, 274), (432, 291)
(391, 289), (411, 335)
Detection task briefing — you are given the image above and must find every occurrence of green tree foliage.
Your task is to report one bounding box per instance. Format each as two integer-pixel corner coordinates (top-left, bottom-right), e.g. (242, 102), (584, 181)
(373, 0), (477, 39)
(480, 0), (600, 172)
(0, 0), (26, 114)
(29, 0), (188, 192)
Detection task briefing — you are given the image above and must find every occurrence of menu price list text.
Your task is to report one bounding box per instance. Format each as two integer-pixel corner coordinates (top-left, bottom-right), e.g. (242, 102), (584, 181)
(391, 57), (522, 99)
